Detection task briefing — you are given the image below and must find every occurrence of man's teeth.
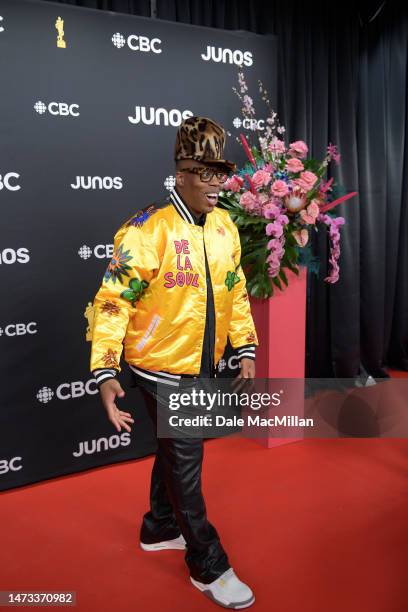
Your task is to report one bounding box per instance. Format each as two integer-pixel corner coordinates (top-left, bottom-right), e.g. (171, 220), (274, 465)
(206, 193), (218, 200)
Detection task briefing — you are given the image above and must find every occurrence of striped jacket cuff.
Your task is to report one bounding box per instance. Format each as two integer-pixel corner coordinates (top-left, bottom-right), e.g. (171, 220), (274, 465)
(236, 344), (256, 361)
(93, 368), (117, 387)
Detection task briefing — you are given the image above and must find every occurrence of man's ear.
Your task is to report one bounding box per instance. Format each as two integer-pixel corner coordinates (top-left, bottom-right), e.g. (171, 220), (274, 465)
(175, 171), (185, 188)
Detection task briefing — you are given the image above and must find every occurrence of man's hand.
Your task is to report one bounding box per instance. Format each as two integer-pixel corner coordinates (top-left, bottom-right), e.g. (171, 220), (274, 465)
(232, 358), (256, 393)
(99, 378), (134, 433)
(239, 358), (255, 379)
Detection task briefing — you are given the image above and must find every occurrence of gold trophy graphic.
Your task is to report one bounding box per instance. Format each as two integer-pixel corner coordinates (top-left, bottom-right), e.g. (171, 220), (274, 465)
(55, 16), (66, 48)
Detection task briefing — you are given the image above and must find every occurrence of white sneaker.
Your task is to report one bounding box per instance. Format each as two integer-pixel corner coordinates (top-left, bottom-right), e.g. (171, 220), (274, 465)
(140, 534), (186, 551)
(190, 567), (255, 609)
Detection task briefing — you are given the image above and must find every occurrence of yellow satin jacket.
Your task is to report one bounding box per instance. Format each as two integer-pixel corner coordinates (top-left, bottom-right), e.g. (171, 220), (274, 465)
(89, 189), (258, 376)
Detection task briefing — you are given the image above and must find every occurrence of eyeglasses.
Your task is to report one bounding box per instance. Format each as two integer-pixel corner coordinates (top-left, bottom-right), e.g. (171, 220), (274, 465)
(178, 167), (228, 183)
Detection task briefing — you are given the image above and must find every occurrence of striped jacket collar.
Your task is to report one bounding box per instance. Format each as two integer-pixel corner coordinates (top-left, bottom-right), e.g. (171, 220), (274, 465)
(169, 187), (206, 226)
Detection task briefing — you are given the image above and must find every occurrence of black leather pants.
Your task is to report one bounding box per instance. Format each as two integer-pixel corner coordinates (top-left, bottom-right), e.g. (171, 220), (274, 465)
(138, 384), (231, 584)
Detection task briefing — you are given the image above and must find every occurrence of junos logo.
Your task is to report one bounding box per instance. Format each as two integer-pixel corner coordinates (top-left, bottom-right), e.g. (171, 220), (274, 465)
(233, 117), (265, 131)
(201, 46), (253, 66)
(0, 323), (37, 337)
(129, 106), (193, 126)
(73, 433), (131, 457)
(36, 379), (98, 404)
(0, 248), (30, 265)
(78, 244), (113, 260)
(0, 172), (21, 191)
(0, 457), (23, 475)
(71, 176), (123, 190)
(34, 101), (80, 117)
(111, 32), (162, 53)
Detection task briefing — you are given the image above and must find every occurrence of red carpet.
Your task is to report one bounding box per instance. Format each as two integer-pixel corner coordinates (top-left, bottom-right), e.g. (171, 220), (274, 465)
(1, 432), (408, 612)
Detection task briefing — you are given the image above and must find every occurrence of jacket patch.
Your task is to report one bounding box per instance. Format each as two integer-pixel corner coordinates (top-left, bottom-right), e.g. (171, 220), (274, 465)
(225, 270), (240, 291)
(101, 300), (121, 316)
(102, 348), (119, 368)
(164, 271), (199, 288)
(164, 238), (200, 288)
(104, 244), (133, 284)
(136, 314), (162, 351)
(121, 278), (149, 306)
(127, 205), (157, 228)
(84, 302), (95, 341)
(246, 331), (257, 343)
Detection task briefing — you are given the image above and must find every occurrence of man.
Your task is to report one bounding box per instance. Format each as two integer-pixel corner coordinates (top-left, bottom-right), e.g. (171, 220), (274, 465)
(89, 116), (258, 609)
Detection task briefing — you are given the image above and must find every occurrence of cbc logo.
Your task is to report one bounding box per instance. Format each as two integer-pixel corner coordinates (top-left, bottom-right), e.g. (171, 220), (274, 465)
(218, 355), (240, 372)
(0, 323), (37, 337)
(34, 101), (80, 117)
(73, 433), (131, 457)
(0, 172), (21, 191)
(0, 457), (23, 476)
(164, 175), (176, 191)
(71, 176), (123, 190)
(78, 244), (113, 260)
(233, 117), (265, 131)
(0, 15), (4, 33)
(36, 379), (98, 403)
(111, 32), (162, 53)
(129, 106), (193, 126)
(201, 46), (253, 66)
(0, 248), (30, 265)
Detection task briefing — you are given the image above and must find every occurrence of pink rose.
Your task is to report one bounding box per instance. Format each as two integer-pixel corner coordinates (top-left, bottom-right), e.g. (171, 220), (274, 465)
(224, 175), (244, 193)
(293, 171), (318, 192)
(240, 191), (258, 211)
(288, 140), (309, 158)
(252, 169), (271, 189)
(268, 137), (286, 154)
(285, 158), (304, 173)
(271, 180), (289, 197)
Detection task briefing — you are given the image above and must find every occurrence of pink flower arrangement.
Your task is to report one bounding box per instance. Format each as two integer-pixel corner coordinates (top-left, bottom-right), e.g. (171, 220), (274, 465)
(220, 72), (357, 298)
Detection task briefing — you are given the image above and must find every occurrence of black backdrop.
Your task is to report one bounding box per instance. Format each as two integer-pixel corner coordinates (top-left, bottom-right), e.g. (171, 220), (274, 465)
(0, 0), (277, 490)
(2, 0), (408, 490)
(43, 0), (408, 379)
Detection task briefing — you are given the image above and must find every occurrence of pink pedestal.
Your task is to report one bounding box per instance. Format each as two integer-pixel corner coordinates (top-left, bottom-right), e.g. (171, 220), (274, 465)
(249, 267), (307, 448)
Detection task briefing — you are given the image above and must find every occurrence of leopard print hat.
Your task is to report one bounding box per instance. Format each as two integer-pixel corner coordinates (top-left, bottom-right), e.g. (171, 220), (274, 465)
(174, 116), (236, 173)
